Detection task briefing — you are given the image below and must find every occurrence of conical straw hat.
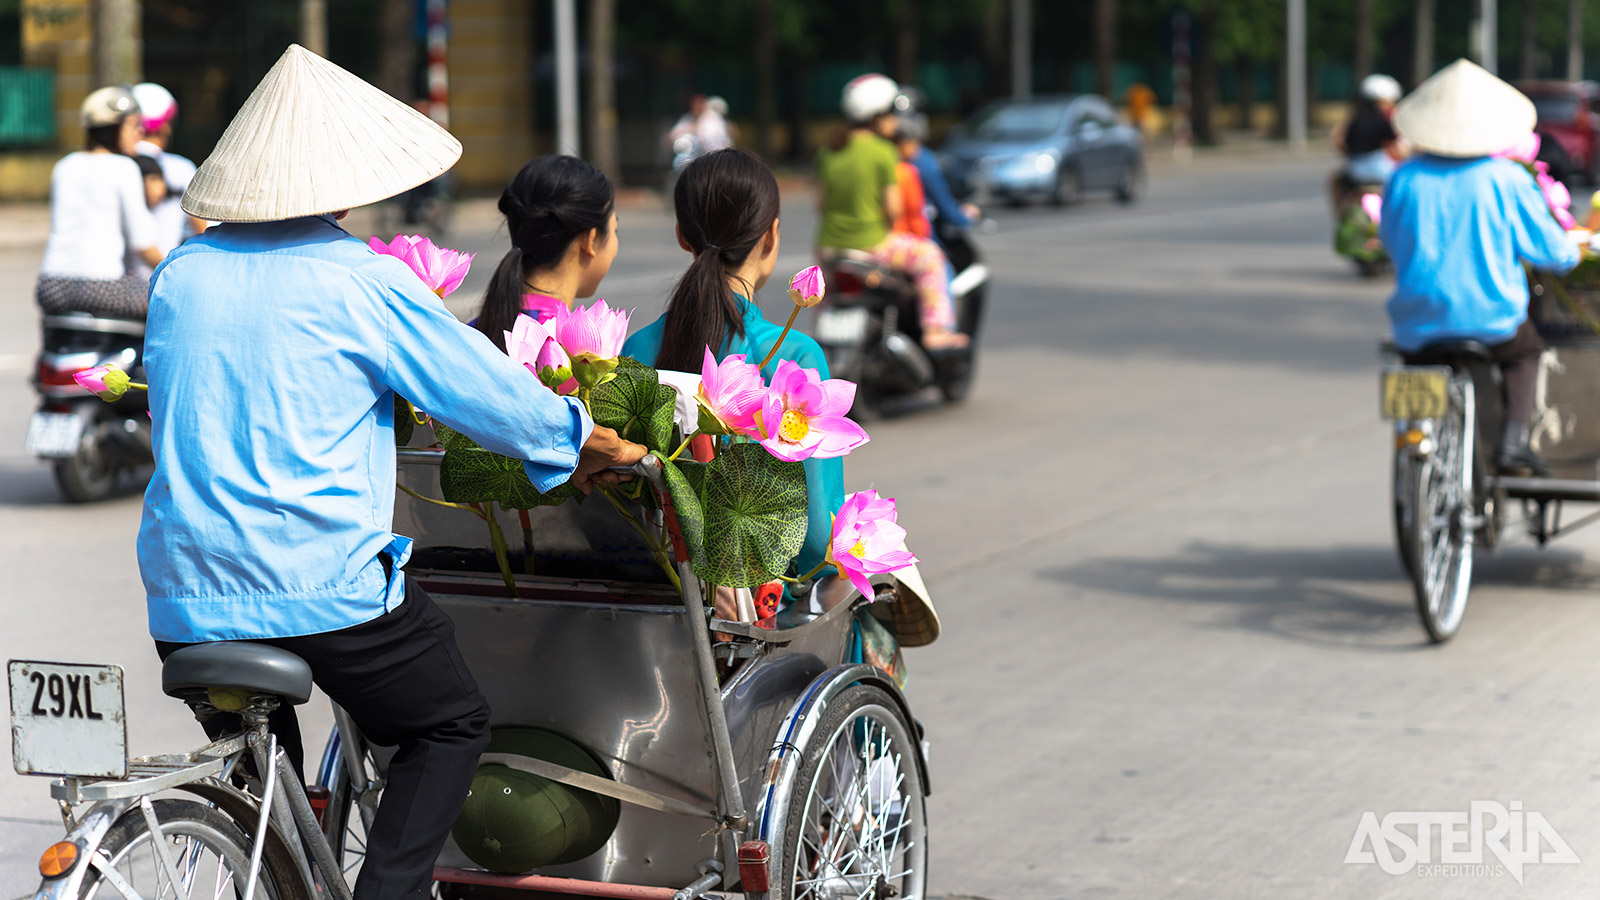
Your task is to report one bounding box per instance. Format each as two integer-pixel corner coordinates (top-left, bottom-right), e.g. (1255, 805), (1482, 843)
(1394, 58), (1535, 158)
(182, 44), (461, 222)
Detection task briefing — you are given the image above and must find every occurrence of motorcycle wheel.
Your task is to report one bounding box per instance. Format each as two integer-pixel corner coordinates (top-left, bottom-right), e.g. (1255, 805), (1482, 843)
(53, 420), (117, 503)
(938, 355), (977, 404)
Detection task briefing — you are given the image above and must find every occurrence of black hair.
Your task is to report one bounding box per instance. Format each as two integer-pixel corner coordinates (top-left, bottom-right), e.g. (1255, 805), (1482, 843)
(656, 148), (781, 372)
(85, 123), (124, 152)
(476, 155), (615, 350)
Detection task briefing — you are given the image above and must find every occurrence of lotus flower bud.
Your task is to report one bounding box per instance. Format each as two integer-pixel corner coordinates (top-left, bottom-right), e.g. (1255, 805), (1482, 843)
(787, 265), (826, 308)
(74, 363), (131, 401)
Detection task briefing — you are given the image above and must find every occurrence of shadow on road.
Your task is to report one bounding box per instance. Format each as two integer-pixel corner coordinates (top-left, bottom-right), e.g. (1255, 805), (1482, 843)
(1035, 539), (1597, 651)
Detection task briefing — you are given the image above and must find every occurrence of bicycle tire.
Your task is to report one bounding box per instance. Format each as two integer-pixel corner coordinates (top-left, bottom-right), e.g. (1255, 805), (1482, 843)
(1409, 372), (1475, 643)
(771, 685), (928, 900)
(82, 798), (280, 900)
(1392, 450), (1418, 579)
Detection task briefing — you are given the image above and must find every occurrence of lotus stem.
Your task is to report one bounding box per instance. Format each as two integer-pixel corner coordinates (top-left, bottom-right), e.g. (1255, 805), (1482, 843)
(484, 504), (518, 599)
(599, 486), (681, 592)
(128, 382), (148, 392)
(398, 484), (486, 519)
(666, 433), (696, 462)
(757, 305), (803, 371)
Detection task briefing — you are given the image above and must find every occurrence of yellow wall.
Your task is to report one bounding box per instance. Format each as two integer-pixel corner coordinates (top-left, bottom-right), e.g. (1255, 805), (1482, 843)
(22, 0), (94, 151)
(449, 0), (536, 192)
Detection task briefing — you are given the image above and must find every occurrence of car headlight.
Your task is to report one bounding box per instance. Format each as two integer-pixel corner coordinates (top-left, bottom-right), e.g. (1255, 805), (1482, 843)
(1030, 151), (1058, 174)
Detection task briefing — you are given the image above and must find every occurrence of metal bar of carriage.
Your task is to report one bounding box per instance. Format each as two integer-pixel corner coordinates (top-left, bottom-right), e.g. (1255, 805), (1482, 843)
(18, 453), (931, 900)
(1383, 266), (1600, 642)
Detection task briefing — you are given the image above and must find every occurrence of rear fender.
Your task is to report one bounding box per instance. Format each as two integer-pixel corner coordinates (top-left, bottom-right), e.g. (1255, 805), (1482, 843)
(27, 798), (136, 900)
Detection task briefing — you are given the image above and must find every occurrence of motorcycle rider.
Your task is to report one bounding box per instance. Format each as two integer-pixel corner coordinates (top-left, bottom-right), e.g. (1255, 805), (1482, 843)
(1335, 73), (1406, 186)
(817, 74), (966, 350)
(143, 45), (645, 900)
(1381, 59), (1582, 476)
(35, 86), (162, 319)
(131, 82), (208, 247)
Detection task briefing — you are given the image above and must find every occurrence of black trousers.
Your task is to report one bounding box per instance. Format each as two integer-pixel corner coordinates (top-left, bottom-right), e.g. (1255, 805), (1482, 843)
(1404, 319), (1544, 427)
(156, 582), (490, 900)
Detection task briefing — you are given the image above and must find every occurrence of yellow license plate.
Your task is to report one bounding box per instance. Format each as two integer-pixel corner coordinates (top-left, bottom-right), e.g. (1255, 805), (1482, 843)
(1380, 367), (1451, 420)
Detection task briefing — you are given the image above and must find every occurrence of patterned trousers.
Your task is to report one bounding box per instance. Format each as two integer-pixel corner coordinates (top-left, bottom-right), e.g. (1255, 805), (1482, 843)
(870, 232), (957, 331)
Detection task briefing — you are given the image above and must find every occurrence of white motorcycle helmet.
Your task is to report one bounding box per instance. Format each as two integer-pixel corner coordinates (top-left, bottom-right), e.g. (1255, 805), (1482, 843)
(841, 74), (900, 124)
(1360, 73), (1403, 104)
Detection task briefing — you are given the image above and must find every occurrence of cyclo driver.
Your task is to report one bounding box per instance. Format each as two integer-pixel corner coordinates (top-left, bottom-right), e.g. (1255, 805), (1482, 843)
(1380, 59), (1582, 476)
(141, 46), (644, 900)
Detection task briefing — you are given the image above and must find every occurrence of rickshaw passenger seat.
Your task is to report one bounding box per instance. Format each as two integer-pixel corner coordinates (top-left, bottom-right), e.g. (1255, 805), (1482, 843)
(1404, 340), (1493, 366)
(161, 642), (315, 705)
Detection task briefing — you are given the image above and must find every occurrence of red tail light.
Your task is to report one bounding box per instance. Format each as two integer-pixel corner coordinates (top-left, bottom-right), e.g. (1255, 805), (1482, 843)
(37, 361), (85, 388)
(831, 268), (867, 294)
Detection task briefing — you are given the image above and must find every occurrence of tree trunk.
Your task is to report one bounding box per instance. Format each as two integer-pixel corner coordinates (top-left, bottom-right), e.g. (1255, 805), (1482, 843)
(587, 0), (619, 181)
(1412, 0), (1436, 85)
(1569, 0), (1584, 80)
(895, 0), (918, 86)
(1521, 0), (1539, 79)
(300, 0), (327, 58)
(377, 0), (415, 100)
(1094, 0), (1116, 98)
(984, 0), (1007, 99)
(1353, 0), (1373, 84)
(1192, 4), (1218, 144)
(756, 0), (775, 158)
(1236, 58), (1256, 133)
(93, 0), (142, 87)
(785, 64), (810, 162)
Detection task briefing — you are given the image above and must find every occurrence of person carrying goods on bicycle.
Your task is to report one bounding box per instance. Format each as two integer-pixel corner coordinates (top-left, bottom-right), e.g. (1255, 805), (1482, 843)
(142, 44), (645, 900)
(817, 73), (967, 350)
(1381, 59), (1583, 476)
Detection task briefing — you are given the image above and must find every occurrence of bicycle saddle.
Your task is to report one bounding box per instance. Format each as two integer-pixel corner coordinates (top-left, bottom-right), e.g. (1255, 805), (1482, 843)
(162, 642), (314, 705)
(1404, 340), (1493, 365)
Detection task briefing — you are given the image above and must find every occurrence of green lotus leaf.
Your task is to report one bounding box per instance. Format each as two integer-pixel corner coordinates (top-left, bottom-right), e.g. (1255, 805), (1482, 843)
(651, 453), (705, 568)
(695, 443), (807, 588)
(435, 426), (580, 509)
(394, 395), (415, 447)
(591, 358), (677, 452)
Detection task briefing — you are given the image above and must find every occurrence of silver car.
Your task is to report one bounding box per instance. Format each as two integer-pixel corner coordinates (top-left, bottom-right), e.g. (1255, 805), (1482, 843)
(939, 94), (1144, 206)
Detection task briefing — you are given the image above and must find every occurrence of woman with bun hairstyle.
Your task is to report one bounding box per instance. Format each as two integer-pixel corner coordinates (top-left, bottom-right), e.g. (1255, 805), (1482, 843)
(475, 155), (618, 350)
(625, 148), (843, 583)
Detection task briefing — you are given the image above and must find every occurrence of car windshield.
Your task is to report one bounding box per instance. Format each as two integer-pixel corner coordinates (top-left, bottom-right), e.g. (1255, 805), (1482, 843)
(970, 103), (1068, 141)
(1532, 95), (1581, 123)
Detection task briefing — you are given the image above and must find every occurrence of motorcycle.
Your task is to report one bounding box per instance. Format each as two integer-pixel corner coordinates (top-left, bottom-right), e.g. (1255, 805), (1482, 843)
(814, 220), (990, 418)
(26, 312), (152, 502)
(1332, 172), (1388, 277)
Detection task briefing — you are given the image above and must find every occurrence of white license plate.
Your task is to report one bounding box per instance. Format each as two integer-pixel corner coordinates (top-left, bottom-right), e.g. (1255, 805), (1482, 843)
(10, 661), (126, 778)
(25, 412), (84, 458)
(815, 307), (871, 345)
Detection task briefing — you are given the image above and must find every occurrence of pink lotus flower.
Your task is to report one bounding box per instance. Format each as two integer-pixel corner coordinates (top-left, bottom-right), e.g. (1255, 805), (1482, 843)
(787, 265), (826, 308)
(1536, 168), (1578, 229)
(73, 363), (131, 401)
(828, 490), (919, 597)
(1360, 193), (1382, 225)
(505, 315), (576, 394)
(754, 360), (869, 461)
(695, 347), (766, 437)
(552, 299), (629, 388)
(368, 234), (475, 298)
(521, 293), (567, 324)
(1496, 132), (1541, 164)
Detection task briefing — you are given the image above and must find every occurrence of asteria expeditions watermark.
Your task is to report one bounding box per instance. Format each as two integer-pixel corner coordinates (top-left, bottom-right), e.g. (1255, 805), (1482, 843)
(1345, 801), (1579, 884)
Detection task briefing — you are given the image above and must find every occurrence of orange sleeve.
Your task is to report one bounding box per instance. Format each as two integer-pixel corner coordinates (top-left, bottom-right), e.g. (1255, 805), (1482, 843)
(893, 161), (931, 238)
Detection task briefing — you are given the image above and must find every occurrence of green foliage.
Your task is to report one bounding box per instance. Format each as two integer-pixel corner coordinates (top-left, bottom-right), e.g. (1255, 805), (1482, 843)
(653, 452), (705, 568)
(433, 423), (581, 510)
(695, 442), (808, 588)
(590, 358), (677, 453)
(394, 395), (415, 447)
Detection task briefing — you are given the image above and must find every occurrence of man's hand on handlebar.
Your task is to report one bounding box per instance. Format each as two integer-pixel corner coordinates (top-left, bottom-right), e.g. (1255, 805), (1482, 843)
(571, 425), (648, 493)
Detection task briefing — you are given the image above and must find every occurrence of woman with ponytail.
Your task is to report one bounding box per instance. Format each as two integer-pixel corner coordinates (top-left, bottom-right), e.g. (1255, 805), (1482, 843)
(624, 149), (843, 582)
(475, 155), (618, 350)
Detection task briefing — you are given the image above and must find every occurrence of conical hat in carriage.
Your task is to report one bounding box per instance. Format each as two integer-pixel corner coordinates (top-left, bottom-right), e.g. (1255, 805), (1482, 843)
(1394, 58), (1535, 158)
(181, 44), (460, 223)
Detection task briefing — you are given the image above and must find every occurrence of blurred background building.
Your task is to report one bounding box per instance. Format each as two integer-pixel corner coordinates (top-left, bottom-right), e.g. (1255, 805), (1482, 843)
(3, 0), (1600, 199)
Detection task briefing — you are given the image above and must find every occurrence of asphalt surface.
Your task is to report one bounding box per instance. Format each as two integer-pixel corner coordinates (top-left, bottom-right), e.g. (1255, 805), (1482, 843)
(3, 150), (1600, 898)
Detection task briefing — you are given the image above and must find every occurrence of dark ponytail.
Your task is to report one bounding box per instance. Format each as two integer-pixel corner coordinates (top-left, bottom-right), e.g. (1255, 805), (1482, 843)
(656, 148), (781, 372)
(476, 155), (615, 350)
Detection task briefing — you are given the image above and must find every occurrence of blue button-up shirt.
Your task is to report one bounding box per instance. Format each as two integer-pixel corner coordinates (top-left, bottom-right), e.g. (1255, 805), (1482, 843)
(140, 215), (592, 643)
(623, 296), (844, 578)
(1380, 155), (1581, 351)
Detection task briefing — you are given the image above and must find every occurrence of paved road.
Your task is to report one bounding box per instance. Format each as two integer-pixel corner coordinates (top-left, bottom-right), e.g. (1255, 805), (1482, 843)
(3, 151), (1600, 898)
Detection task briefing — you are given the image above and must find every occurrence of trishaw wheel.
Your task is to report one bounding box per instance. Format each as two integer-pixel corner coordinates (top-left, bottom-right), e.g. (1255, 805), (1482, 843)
(1408, 373), (1475, 644)
(773, 685), (928, 900)
(81, 799), (277, 900)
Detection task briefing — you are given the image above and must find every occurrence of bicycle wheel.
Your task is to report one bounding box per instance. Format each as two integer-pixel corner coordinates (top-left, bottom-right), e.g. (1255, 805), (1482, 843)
(319, 723), (381, 883)
(82, 798), (278, 900)
(773, 685), (928, 900)
(1408, 372), (1476, 643)
(1392, 449), (1418, 578)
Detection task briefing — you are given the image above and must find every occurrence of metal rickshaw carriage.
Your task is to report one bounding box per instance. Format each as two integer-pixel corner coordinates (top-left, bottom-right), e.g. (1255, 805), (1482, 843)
(1382, 262), (1600, 642)
(16, 449), (935, 900)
